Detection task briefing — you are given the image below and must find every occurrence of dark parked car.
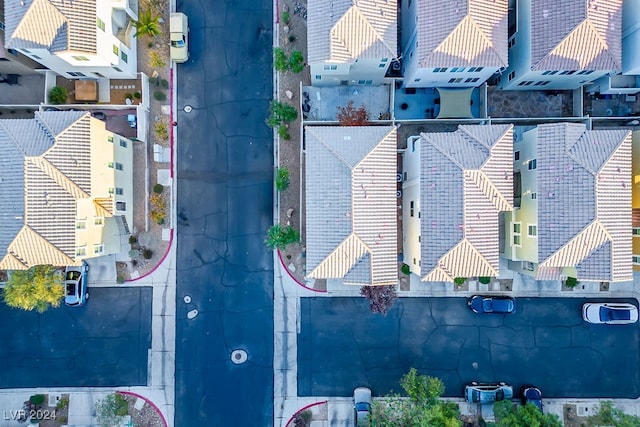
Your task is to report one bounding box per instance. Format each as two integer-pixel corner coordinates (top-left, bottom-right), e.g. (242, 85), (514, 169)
(468, 295), (516, 314)
(521, 386), (543, 411)
(91, 111), (107, 120)
(64, 262), (89, 307)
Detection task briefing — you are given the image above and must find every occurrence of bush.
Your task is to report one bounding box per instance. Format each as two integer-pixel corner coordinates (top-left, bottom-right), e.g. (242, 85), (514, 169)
(265, 224), (299, 250)
(129, 235), (138, 245)
(276, 168), (290, 191)
(143, 249), (154, 259)
(361, 285), (397, 315)
(278, 124), (290, 140)
(288, 34), (296, 43)
(565, 276), (578, 288)
(49, 86), (67, 105)
(29, 395), (45, 405)
(154, 121), (169, 140)
(479, 276), (491, 285)
(124, 93), (133, 100)
(147, 41), (153, 48)
(117, 276), (125, 284)
(133, 91), (141, 99)
(56, 396), (69, 410)
(149, 51), (166, 68)
(160, 79), (169, 89)
(153, 91), (167, 101)
(281, 11), (290, 25)
(266, 101), (298, 128)
(153, 183), (164, 194)
(274, 47), (288, 72)
(401, 264), (411, 275)
(57, 416), (68, 424)
(289, 50), (305, 73)
(454, 277), (467, 286)
(95, 393), (127, 427)
(337, 101), (369, 126)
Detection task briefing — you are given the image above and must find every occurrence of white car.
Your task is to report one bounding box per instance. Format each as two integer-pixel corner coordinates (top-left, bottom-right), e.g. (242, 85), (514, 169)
(582, 303), (638, 324)
(353, 387), (371, 425)
(170, 13), (189, 63)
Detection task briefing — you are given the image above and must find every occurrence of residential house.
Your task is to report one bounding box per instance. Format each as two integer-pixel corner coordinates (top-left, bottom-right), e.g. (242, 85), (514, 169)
(403, 124), (514, 282)
(305, 126), (397, 286)
(3, 0), (137, 79)
(505, 123), (632, 283)
(401, 0), (508, 88)
(0, 111), (133, 269)
(497, 0), (622, 91)
(0, 0), (42, 76)
(633, 130), (640, 271)
(307, 0), (397, 87)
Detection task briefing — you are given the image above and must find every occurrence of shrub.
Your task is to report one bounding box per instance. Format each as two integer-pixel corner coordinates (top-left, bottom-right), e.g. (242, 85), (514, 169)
(116, 276), (125, 284)
(128, 235), (138, 245)
(56, 396), (69, 410)
(479, 276), (491, 285)
(154, 121), (169, 140)
(281, 11), (290, 25)
(57, 416), (68, 424)
(361, 285), (397, 315)
(454, 277), (467, 286)
(278, 124), (290, 140)
(133, 9), (161, 38)
(30, 395), (45, 405)
(275, 168), (290, 191)
(149, 51), (166, 68)
(401, 263), (411, 275)
(49, 86), (67, 105)
(143, 249), (154, 259)
(95, 393), (127, 427)
(124, 93), (133, 100)
(288, 34), (296, 43)
(147, 41), (153, 48)
(337, 101), (369, 126)
(266, 101), (298, 128)
(153, 183), (164, 194)
(150, 194), (165, 210)
(114, 394), (128, 416)
(153, 91), (167, 101)
(274, 47), (288, 72)
(289, 50), (304, 73)
(133, 91), (141, 99)
(565, 276), (578, 288)
(150, 210), (165, 224)
(160, 79), (169, 89)
(265, 224), (299, 250)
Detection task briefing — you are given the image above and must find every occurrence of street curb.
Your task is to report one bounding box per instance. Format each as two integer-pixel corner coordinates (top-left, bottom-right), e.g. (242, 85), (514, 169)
(277, 248), (325, 292)
(284, 400), (327, 427)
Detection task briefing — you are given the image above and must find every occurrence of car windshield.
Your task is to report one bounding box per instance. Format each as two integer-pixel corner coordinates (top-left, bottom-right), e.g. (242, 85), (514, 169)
(355, 402), (370, 412)
(66, 271), (81, 281)
(601, 306), (630, 321)
(66, 283), (77, 296)
(172, 40), (185, 48)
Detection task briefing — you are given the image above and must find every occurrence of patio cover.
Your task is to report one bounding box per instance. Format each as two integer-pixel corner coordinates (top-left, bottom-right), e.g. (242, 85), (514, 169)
(75, 80), (98, 101)
(436, 87), (474, 119)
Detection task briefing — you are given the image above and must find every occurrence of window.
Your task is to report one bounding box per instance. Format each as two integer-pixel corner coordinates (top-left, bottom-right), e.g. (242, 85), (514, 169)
(634, 255), (640, 265)
(413, 258), (416, 265)
(22, 49), (31, 54)
(68, 72), (86, 77)
(513, 223), (521, 233)
(508, 38), (516, 48)
(315, 75), (321, 80)
(531, 192), (537, 199)
(108, 187), (115, 194)
(108, 162), (114, 168)
(120, 140), (127, 148)
(94, 244), (104, 255)
(448, 78), (463, 83)
(633, 227), (640, 236)
(414, 78), (421, 82)
(514, 151), (520, 161)
(76, 247), (87, 257)
(108, 135), (114, 143)
(115, 162), (123, 171)
(578, 70), (594, 75)
(508, 71), (515, 81)
(121, 51), (128, 63)
(94, 217), (104, 226)
(382, 58), (388, 62)
(541, 81), (550, 85)
(96, 18), (105, 31)
(116, 201), (126, 211)
(115, 188), (124, 195)
(464, 77), (479, 83)
(72, 55), (90, 61)
(513, 235), (521, 245)
(113, 45), (119, 55)
(412, 141), (415, 152)
(528, 224), (537, 237)
(468, 67), (484, 72)
(113, 67), (122, 72)
(434, 67), (448, 72)
(32, 55), (41, 59)
(76, 219), (87, 229)
(528, 159), (537, 170)
(410, 201), (414, 217)
(379, 63), (386, 68)
(522, 261), (535, 271)
(513, 223), (522, 245)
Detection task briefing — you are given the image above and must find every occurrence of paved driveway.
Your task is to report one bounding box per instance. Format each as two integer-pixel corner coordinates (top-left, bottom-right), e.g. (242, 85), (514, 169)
(0, 287), (151, 388)
(174, 0), (274, 425)
(299, 297), (640, 399)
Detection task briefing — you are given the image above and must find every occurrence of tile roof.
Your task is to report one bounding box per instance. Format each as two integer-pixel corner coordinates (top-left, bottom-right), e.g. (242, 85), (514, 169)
(305, 126), (398, 286)
(416, 0), (508, 68)
(0, 112), (96, 269)
(536, 123), (631, 282)
(4, 0), (97, 53)
(420, 124), (514, 282)
(531, 0), (622, 71)
(307, 0), (397, 63)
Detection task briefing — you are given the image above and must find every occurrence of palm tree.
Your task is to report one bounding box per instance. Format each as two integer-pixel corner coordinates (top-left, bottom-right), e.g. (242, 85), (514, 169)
(133, 10), (161, 38)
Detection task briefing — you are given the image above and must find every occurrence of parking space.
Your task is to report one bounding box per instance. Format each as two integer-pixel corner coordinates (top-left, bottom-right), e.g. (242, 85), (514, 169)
(299, 297), (640, 399)
(0, 287), (152, 388)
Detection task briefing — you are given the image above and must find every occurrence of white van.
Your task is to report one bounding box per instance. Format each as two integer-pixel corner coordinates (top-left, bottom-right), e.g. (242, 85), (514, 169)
(170, 13), (189, 63)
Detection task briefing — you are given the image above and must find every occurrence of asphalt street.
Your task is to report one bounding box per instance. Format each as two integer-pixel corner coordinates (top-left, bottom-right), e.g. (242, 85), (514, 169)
(174, 0), (274, 426)
(0, 287), (151, 388)
(299, 297), (640, 399)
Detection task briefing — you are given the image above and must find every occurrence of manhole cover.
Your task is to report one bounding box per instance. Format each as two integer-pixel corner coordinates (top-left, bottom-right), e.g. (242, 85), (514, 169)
(183, 295), (191, 304)
(184, 105), (193, 113)
(187, 309), (198, 319)
(231, 349), (248, 364)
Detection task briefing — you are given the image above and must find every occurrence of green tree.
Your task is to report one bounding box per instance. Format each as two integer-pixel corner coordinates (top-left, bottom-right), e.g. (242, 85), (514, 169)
(133, 10), (161, 38)
(266, 101), (298, 128)
(289, 50), (305, 73)
(95, 393), (129, 427)
(265, 224), (299, 250)
(274, 47), (288, 72)
(587, 401), (640, 427)
(275, 168), (290, 191)
(3, 265), (64, 313)
(49, 86), (67, 105)
(369, 368), (462, 427)
(493, 400), (562, 427)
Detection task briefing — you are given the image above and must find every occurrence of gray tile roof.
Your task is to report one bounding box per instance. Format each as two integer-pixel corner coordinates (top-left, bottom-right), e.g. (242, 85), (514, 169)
(4, 0), (97, 53)
(420, 124), (514, 282)
(307, 0), (397, 64)
(0, 111), (94, 268)
(531, 0), (622, 71)
(536, 123), (631, 282)
(305, 126), (398, 286)
(416, 0), (508, 68)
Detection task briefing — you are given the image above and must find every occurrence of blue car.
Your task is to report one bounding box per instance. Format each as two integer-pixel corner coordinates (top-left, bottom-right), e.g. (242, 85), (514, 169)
(64, 262), (89, 307)
(465, 382), (513, 404)
(468, 295), (516, 314)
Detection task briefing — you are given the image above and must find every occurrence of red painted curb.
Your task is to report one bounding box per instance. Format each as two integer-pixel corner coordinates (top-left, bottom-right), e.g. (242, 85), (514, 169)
(285, 401), (328, 427)
(126, 229), (174, 283)
(169, 66), (174, 179)
(277, 249), (326, 293)
(117, 391), (168, 427)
